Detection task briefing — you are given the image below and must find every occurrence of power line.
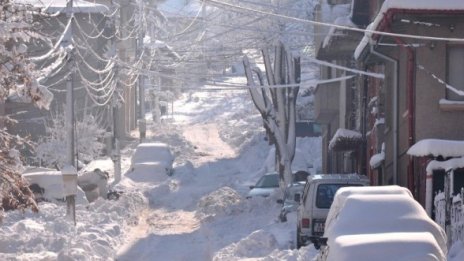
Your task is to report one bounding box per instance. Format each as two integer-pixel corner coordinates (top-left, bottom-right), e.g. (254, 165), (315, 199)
(204, 0), (464, 43)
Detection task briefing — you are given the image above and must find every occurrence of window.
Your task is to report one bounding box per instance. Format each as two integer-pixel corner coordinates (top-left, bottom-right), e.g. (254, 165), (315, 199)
(447, 45), (464, 101)
(315, 183), (362, 209)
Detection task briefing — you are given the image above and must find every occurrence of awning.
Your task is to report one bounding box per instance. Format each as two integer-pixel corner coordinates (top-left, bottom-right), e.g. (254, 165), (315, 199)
(329, 128), (363, 151)
(407, 139), (464, 158)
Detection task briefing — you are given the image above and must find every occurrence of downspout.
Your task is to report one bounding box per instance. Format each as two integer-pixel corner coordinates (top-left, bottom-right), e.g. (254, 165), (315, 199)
(369, 44), (398, 185)
(392, 37), (415, 194)
(382, 9), (416, 194)
(361, 68), (368, 177)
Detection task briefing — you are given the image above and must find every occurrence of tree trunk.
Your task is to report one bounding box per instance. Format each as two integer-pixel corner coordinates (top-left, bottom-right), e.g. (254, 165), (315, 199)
(243, 43), (300, 191)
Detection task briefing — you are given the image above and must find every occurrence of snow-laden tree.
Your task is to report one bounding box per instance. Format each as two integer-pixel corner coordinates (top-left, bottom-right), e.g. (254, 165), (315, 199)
(0, 0), (53, 217)
(243, 43), (300, 190)
(35, 113), (106, 169)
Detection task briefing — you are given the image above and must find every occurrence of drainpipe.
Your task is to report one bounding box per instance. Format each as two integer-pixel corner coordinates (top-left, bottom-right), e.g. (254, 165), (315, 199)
(369, 44), (398, 185)
(392, 37), (415, 194)
(381, 9), (416, 194)
(425, 168), (433, 216)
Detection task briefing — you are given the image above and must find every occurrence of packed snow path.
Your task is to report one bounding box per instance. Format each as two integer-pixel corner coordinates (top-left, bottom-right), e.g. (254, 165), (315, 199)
(115, 79), (321, 260)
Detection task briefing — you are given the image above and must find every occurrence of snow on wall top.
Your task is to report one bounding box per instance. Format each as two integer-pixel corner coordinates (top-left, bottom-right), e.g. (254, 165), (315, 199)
(407, 139), (464, 158)
(328, 128), (362, 150)
(354, 0), (464, 59)
(426, 157), (464, 173)
(15, 0), (109, 14)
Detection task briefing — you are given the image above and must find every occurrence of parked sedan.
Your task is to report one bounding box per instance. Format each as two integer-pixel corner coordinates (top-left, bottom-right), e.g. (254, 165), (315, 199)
(247, 172), (279, 198)
(247, 170), (310, 199)
(130, 142), (174, 174)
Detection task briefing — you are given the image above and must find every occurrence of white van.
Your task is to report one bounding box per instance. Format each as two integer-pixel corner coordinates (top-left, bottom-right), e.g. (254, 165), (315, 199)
(296, 174), (369, 248)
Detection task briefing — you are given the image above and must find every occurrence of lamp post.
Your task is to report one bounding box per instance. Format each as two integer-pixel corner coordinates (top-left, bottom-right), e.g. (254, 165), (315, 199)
(61, 165), (78, 225)
(62, 0), (77, 225)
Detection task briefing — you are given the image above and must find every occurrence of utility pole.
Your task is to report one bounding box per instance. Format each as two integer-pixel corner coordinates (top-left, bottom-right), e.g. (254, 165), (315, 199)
(137, 0), (145, 120)
(109, 0), (121, 183)
(63, 0), (77, 226)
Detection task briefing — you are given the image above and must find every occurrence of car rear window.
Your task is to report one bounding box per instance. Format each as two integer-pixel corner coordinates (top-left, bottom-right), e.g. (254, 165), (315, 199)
(256, 174), (279, 188)
(316, 184), (362, 209)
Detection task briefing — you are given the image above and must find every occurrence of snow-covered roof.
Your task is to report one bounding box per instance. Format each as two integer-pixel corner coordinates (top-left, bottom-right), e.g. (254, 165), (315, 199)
(426, 157), (464, 173)
(15, 0), (109, 14)
(354, 0), (464, 59)
(329, 128), (362, 151)
(322, 16), (356, 48)
(407, 139), (464, 158)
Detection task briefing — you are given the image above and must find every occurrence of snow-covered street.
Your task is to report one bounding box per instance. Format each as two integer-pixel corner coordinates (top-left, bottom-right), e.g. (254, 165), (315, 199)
(4, 0), (464, 260)
(0, 79), (321, 260)
(115, 82), (321, 260)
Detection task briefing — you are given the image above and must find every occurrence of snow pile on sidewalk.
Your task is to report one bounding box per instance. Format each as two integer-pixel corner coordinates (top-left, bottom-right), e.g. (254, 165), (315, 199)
(213, 230), (279, 260)
(195, 186), (244, 221)
(0, 191), (147, 260)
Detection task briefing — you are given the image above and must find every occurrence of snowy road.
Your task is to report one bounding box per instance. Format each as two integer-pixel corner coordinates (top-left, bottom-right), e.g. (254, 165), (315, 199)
(115, 85), (319, 260)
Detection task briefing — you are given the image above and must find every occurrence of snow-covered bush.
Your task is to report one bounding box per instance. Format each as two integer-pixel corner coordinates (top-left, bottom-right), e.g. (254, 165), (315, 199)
(35, 112), (106, 169)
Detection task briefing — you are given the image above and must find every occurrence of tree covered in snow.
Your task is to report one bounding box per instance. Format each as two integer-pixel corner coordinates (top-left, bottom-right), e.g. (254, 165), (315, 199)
(0, 0), (54, 216)
(243, 43), (300, 190)
(35, 112), (106, 169)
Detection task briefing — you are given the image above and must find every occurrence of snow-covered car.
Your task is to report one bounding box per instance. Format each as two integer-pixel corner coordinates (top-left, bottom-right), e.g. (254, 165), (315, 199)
(278, 181), (305, 222)
(130, 142), (174, 176)
(296, 174), (369, 248)
(247, 170), (310, 199)
(324, 185), (413, 232)
(247, 172), (279, 198)
(22, 168), (88, 204)
(318, 192), (447, 261)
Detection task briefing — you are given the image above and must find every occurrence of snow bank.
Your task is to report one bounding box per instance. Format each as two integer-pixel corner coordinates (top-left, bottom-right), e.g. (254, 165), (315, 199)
(195, 187), (244, 221)
(213, 230), (278, 260)
(0, 191), (147, 260)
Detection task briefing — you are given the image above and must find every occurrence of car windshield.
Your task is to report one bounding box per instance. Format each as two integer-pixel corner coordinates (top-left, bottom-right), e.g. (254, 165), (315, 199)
(255, 174), (279, 188)
(316, 184), (362, 209)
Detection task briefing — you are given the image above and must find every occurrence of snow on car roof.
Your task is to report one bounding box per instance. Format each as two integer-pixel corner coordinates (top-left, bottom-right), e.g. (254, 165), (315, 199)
(132, 142), (174, 164)
(328, 232), (445, 261)
(325, 186), (413, 235)
(325, 194), (447, 255)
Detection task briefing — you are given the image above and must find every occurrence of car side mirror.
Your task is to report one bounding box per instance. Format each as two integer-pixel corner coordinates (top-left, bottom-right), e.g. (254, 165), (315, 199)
(249, 185), (255, 189)
(276, 199), (283, 204)
(294, 193), (301, 202)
